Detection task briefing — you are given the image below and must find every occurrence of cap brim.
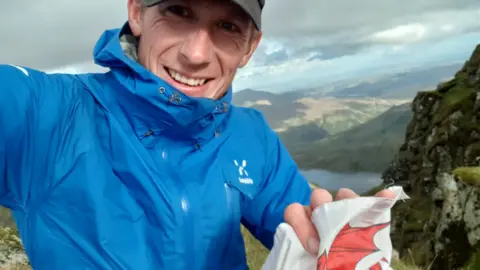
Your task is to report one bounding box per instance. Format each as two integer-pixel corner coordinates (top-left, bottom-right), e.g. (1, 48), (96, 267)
(232, 0), (262, 30)
(143, 0), (261, 30)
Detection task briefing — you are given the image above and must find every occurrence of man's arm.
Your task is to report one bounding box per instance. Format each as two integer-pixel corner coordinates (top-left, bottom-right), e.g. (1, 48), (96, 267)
(241, 112), (312, 249)
(0, 65), (44, 210)
(0, 65), (37, 208)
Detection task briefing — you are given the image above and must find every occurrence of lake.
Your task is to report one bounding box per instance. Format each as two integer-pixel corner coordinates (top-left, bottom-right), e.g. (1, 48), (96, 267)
(300, 169), (383, 195)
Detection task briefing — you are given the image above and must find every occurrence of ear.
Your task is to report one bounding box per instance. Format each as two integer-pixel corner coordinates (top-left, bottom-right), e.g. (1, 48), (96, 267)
(238, 30), (263, 68)
(127, 0), (143, 37)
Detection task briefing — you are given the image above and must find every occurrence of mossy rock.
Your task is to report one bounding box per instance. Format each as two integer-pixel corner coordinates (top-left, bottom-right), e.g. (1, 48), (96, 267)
(0, 228), (24, 254)
(463, 250), (480, 270)
(391, 258), (424, 270)
(430, 75), (476, 125)
(403, 221), (426, 232)
(435, 222), (473, 270)
(437, 78), (458, 93)
(453, 167), (480, 187)
(442, 84), (475, 108)
(465, 142), (480, 164)
(408, 241), (433, 267)
(0, 227), (29, 268)
(391, 194), (435, 265)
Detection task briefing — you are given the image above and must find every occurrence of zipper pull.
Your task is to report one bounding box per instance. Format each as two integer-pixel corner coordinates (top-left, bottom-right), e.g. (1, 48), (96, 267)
(142, 129), (154, 138)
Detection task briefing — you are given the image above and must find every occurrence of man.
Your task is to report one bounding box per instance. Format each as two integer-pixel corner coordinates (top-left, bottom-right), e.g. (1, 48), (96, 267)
(0, 0), (394, 269)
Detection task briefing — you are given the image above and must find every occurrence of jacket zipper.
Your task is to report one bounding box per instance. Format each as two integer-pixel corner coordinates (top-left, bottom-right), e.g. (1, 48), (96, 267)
(167, 164), (195, 268)
(180, 188), (194, 267)
(219, 183), (234, 264)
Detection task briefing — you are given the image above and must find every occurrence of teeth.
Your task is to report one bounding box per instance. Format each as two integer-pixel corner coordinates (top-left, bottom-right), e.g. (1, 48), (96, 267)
(168, 68), (207, 87)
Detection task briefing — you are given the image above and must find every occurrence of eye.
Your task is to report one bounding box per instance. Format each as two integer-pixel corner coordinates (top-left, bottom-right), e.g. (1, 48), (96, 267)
(166, 5), (191, 18)
(217, 21), (239, 33)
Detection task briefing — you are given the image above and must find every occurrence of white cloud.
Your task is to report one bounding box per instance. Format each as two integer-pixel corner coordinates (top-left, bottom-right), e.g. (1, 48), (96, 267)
(440, 24), (455, 32)
(371, 23), (427, 43)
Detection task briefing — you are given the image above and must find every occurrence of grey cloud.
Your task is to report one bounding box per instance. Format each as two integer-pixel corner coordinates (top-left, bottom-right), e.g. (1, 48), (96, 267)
(257, 0), (480, 62)
(0, 0), (478, 70)
(262, 0), (480, 39)
(301, 43), (369, 61)
(264, 49), (289, 65)
(252, 48), (290, 65)
(0, 0), (127, 70)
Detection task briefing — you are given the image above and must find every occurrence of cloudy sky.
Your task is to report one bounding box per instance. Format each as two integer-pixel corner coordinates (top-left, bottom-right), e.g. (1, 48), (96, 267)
(1, 0), (479, 92)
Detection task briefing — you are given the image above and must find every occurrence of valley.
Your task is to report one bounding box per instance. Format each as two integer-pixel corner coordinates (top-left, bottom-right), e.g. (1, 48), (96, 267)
(233, 88), (413, 173)
(232, 63), (462, 174)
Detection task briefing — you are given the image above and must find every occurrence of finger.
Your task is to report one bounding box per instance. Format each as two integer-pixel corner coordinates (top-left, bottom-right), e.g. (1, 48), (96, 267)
(335, 188), (359, 200)
(284, 203), (319, 256)
(375, 189), (396, 199)
(310, 188), (333, 210)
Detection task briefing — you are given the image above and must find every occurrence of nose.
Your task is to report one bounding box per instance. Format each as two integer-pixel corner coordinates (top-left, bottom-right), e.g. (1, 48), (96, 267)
(179, 28), (214, 67)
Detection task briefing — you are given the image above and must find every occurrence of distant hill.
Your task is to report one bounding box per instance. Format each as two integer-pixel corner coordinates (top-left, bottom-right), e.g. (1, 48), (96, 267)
(232, 88), (305, 105)
(232, 89), (308, 131)
(290, 102), (413, 173)
(233, 89), (408, 134)
(293, 97), (408, 134)
(321, 63), (462, 99)
(277, 122), (329, 150)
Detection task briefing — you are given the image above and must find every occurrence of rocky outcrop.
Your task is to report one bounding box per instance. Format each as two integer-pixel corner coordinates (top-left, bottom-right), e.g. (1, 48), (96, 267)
(0, 227), (29, 269)
(383, 44), (480, 269)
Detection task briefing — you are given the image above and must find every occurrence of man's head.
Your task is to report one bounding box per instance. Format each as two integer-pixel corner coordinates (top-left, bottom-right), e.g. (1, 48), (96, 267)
(127, 0), (263, 100)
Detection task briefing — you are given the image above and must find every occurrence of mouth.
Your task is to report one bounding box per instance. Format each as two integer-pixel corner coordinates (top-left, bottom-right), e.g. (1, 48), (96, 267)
(165, 67), (212, 87)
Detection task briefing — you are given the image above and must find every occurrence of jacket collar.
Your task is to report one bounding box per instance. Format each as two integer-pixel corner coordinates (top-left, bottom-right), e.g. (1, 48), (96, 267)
(90, 22), (232, 148)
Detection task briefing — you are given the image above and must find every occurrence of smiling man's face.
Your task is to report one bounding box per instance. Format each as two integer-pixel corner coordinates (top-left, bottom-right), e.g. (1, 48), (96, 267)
(127, 0), (262, 100)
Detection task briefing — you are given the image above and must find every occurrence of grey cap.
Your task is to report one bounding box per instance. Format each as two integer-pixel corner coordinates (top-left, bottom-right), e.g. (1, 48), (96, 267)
(143, 0), (264, 30)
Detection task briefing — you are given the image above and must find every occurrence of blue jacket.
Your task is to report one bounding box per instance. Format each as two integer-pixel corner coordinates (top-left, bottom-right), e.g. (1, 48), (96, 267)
(0, 23), (311, 270)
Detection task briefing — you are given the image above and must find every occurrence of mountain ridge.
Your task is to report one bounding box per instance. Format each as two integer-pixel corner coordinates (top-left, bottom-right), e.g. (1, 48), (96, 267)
(233, 89), (409, 134)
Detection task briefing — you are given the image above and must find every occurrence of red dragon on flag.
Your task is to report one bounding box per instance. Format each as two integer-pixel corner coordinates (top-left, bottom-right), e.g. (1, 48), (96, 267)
(316, 222), (390, 270)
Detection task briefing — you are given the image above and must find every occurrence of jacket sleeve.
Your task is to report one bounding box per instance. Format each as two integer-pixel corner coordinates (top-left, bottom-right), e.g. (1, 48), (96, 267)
(241, 111), (312, 249)
(0, 64), (55, 210)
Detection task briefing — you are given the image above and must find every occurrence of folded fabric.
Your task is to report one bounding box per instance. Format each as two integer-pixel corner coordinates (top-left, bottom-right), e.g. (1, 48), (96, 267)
(262, 186), (410, 270)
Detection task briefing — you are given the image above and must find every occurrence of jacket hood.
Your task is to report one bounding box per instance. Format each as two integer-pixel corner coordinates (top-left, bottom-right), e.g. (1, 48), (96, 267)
(90, 22), (232, 148)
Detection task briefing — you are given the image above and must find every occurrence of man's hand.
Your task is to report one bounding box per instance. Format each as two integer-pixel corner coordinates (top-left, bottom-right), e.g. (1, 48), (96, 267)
(284, 188), (396, 256)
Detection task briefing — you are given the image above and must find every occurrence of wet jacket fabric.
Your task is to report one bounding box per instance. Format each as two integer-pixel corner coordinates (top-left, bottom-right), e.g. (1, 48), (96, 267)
(0, 23), (312, 270)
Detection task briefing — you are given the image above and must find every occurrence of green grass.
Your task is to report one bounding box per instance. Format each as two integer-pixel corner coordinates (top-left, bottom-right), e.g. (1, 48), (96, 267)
(241, 225), (270, 269)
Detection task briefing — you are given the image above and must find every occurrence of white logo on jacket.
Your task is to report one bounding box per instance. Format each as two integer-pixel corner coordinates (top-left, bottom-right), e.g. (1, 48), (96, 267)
(234, 160), (253, 184)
